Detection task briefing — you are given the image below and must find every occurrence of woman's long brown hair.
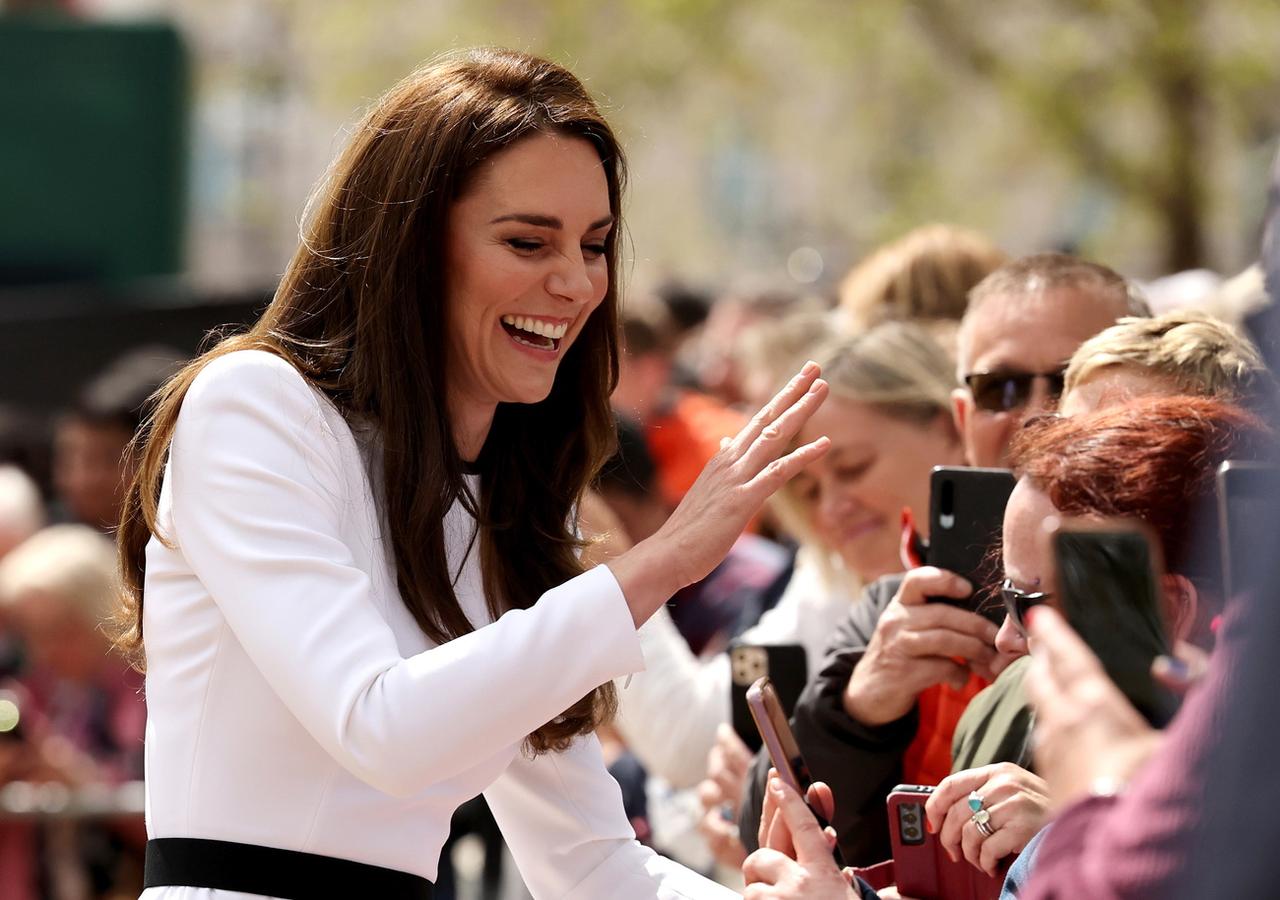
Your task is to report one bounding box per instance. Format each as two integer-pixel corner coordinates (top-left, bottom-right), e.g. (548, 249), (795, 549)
(115, 48), (624, 754)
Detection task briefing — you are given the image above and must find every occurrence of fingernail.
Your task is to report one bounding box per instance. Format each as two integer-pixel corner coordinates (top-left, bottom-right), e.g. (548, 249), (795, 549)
(808, 378), (826, 394)
(925, 819), (934, 834)
(1155, 655), (1189, 678)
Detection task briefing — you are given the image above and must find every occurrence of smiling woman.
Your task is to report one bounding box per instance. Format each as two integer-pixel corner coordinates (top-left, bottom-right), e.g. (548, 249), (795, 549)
(110, 48), (830, 900)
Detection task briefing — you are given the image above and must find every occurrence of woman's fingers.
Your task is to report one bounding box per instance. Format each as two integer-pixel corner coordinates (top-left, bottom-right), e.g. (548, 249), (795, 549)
(806, 781), (836, 823)
(758, 767), (780, 849)
(744, 435), (831, 496)
(742, 847), (794, 887)
(736, 376), (829, 475)
(728, 362), (821, 458)
(768, 777), (836, 863)
(925, 767), (996, 832)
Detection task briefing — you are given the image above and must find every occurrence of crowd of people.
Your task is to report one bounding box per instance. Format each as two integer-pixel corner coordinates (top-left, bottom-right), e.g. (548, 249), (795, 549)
(1, 45), (1278, 900)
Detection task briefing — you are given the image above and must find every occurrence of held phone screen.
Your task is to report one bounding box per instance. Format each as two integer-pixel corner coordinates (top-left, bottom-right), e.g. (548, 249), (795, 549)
(1218, 461), (1280, 601)
(926, 467), (1016, 624)
(1053, 523), (1180, 728)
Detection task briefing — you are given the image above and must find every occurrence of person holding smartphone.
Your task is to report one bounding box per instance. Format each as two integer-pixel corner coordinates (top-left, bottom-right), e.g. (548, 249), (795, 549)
(740, 253), (1145, 867)
(744, 394), (1264, 899)
(114, 48), (834, 900)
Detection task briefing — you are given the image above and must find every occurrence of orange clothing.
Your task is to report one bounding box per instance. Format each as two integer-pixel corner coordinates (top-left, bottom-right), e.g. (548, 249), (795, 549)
(902, 671), (990, 787)
(646, 390), (746, 508)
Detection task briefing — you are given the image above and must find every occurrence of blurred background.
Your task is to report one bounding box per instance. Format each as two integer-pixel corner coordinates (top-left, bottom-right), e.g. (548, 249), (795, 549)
(0, 0), (1278, 898)
(3, 0), (1280, 416)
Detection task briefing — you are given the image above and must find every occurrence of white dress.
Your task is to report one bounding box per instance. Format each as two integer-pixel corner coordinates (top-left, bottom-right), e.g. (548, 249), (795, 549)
(138, 350), (736, 900)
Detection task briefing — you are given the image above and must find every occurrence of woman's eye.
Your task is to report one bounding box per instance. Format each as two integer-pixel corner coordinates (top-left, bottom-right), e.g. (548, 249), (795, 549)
(506, 238), (543, 253)
(583, 242), (607, 258)
(837, 463), (872, 481)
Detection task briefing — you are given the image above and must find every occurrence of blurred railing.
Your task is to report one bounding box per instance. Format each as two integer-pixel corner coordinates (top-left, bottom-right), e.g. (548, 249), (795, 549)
(0, 780), (144, 822)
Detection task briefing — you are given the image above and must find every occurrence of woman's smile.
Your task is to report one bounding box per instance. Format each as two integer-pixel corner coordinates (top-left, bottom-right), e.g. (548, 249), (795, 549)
(499, 313), (574, 355)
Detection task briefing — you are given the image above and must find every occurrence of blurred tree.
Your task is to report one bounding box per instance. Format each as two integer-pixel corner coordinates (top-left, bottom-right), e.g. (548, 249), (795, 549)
(906, 0), (1280, 272)
(169, 0), (1280, 285)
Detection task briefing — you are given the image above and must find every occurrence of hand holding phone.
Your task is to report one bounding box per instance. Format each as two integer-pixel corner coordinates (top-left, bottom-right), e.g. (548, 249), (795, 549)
(887, 785), (1006, 900)
(747, 677), (845, 866)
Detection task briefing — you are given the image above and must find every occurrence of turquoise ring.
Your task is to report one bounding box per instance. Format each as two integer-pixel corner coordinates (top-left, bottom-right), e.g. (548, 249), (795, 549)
(967, 791), (985, 814)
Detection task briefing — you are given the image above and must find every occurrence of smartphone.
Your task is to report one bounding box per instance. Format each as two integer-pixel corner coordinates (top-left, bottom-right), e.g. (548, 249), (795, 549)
(729, 643), (806, 752)
(926, 467), (1016, 623)
(1052, 520), (1181, 728)
(747, 676), (844, 866)
(887, 785), (1005, 900)
(1217, 461), (1280, 601)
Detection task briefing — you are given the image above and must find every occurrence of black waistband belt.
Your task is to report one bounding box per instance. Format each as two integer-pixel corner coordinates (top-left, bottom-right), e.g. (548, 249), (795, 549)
(144, 837), (434, 899)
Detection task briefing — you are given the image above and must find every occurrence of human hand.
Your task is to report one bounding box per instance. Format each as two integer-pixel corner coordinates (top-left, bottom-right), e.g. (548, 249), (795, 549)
(696, 725), (755, 868)
(1152, 640), (1209, 695)
(609, 363), (829, 626)
(704, 724), (753, 818)
(843, 567), (1002, 726)
(697, 793), (748, 869)
(1025, 607), (1164, 809)
(758, 769), (837, 859)
(743, 776), (853, 899)
(925, 763), (1050, 877)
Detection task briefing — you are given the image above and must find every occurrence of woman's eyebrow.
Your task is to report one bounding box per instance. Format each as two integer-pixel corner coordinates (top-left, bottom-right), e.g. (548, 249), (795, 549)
(489, 212), (614, 231)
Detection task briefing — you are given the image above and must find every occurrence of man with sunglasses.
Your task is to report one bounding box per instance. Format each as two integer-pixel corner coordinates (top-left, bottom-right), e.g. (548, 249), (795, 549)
(738, 252), (1148, 866)
(953, 252), (1150, 467)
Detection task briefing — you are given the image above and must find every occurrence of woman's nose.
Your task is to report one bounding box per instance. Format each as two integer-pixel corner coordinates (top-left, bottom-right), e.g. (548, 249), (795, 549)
(994, 613), (1029, 657)
(547, 250), (596, 304)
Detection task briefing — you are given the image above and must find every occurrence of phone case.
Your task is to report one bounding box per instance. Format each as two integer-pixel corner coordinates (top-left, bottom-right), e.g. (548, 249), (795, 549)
(887, 785), (1005, 900)
(1052, 519), (1180, 728)
(729, 643), (807, 752)
(925, 467), (1016, 624)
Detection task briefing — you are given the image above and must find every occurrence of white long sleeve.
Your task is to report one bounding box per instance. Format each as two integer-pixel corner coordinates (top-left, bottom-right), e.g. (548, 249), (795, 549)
(485, 734), (738, 899)
(141, 349), (749, 896)
(164, 351), (645, 797)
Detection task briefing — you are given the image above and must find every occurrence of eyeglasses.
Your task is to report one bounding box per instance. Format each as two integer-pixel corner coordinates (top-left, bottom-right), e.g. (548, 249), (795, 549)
(964, 369), (1067, 414)
(1000, 578), (1052, 637)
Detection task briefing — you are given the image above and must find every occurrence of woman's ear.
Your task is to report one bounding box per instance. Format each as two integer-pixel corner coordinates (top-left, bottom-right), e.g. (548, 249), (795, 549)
(1160, 573), (1200, 642)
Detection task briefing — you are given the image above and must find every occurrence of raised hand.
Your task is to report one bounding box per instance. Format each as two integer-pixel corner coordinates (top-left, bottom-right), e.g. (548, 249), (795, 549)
(609, 362), (830, 626)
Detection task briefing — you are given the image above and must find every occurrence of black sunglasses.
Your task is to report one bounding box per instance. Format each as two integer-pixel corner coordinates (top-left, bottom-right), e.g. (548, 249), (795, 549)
(1000, 578), (1052, 637)
(964, 369), (1066, 414)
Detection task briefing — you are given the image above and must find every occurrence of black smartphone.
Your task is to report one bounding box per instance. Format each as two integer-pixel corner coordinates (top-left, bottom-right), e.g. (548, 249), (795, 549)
(1052, 521), (1181, 728)
(926, 467), (1016, 623)
(729, 643), (806, 752)
(1217, 460), (1280, 601)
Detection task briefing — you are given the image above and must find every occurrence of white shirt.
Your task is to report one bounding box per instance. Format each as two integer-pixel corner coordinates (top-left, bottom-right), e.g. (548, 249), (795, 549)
(139, 350), (735, 900)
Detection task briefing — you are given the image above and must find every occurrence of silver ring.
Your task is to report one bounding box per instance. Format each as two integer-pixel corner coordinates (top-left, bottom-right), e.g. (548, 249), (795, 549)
(976, 817), (995, 838)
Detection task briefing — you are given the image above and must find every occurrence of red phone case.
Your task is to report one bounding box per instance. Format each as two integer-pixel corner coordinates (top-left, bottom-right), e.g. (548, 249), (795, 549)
(887, 786), (1006, 900)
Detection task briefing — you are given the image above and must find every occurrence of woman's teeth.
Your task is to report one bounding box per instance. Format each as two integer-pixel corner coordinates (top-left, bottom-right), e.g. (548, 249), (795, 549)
(500, 315), (568, 340)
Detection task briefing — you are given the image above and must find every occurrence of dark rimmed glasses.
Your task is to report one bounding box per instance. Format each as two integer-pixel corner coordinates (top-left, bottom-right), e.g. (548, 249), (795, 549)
(964, 369), (1067, 414)
(1000, 578), (1052, 637)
